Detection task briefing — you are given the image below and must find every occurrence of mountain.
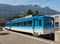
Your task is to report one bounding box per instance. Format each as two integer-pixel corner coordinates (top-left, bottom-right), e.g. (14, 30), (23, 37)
(0, 4), (60, 19)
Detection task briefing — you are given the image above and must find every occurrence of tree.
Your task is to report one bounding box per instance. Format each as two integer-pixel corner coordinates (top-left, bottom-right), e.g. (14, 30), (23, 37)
(33, 10), (39, 16)
(27, 9), (33, 15)
(13, 15), (20, 19)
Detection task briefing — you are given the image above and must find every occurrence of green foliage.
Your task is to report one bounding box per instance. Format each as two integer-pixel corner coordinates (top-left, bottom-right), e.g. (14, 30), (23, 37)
(13, 15), (20, 19)
(33, 10), (39, 16)
(27, 9), (39, 16)
(27, 9), (33, 15)
(13, 9), (39, 19)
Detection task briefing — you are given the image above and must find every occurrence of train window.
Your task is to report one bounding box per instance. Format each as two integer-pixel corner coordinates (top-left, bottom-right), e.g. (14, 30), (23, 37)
(13, 23), (14, 26)
(18, 22), (23, 26)
(39, 20), (42, 26)
(27, 21), (32, 26)
(22, 22), (24, 26)
(26, 21), (28, 26)
(17, 23), (19, 26)
(16, 23), (18, 26)
(13, 23), (15, 26)
(45, 19), (53, 26)
(18, 22), (20, 26)
(24, 22), (27, 26)
(13, 23), (18, 26)
(15, 23), (17, 26)
(20, 22), (23, 26)
(20, 22), (22, 26)
(19, 22), (21, 26)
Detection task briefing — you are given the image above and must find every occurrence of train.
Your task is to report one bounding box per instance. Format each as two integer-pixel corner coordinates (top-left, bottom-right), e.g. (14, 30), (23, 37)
(5, 15), (54, 36)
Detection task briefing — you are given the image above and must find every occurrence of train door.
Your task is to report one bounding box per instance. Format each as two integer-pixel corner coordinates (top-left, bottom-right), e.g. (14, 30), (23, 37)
(33, 19), (38, 32)
(33, 19), (39, 36)
(38, 19), (43, 34)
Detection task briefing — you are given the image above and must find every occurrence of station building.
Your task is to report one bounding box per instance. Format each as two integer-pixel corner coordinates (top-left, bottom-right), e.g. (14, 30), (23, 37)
(0, 18), (5, 27)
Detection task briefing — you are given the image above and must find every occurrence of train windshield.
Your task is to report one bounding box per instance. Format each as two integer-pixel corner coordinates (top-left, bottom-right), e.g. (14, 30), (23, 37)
(44, 19), (54, 26)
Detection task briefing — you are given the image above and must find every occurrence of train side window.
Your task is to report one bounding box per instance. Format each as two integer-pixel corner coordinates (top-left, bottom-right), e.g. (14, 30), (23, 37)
(22, 22), (24, 26)
(24, 22), (27, 26)
(28, 21), (32, 26)
(19, 22), (21, 26)
(15, 23), (17, 26)
(26, 21), (28, 26)
(18, 22), (19, 26)
(13, 23), (15, 26)
(21, 22), (22, 26)
(20, 22), (23, 26)
(39, 20), (42, 26)
(13, 23), (18, 26)
(16, 23), (18, 26)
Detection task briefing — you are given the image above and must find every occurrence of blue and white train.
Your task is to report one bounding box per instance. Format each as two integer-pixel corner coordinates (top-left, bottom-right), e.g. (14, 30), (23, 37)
(5, 15), (54, 36)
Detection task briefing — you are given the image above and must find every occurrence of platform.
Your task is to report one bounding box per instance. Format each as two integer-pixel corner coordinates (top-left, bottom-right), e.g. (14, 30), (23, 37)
(0, 28), (60, 44)
(55, 31), (60, 43)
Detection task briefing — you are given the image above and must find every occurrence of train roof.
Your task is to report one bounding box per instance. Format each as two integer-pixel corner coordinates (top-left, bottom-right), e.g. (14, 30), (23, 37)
(11, 15), (53, 22)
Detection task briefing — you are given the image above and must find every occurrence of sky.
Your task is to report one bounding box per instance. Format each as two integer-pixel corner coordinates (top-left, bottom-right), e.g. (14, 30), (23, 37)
(0, 0), (60, 11)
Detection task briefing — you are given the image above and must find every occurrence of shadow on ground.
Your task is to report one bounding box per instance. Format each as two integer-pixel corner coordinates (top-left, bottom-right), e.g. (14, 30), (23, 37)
(0, 28), (10, 35)
(5, 29), (54, 41)
(0, 33), (9, 35)
(11, 30), (54, 41)
(38, 33), (54, 41)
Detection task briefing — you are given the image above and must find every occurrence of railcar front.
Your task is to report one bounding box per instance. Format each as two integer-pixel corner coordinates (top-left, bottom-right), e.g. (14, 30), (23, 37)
(43, 17), (54, 34)
(32, 16), (54, 36)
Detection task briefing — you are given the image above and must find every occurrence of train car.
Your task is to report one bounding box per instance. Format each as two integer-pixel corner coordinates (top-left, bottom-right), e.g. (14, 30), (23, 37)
(5, 15), (54, 36)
